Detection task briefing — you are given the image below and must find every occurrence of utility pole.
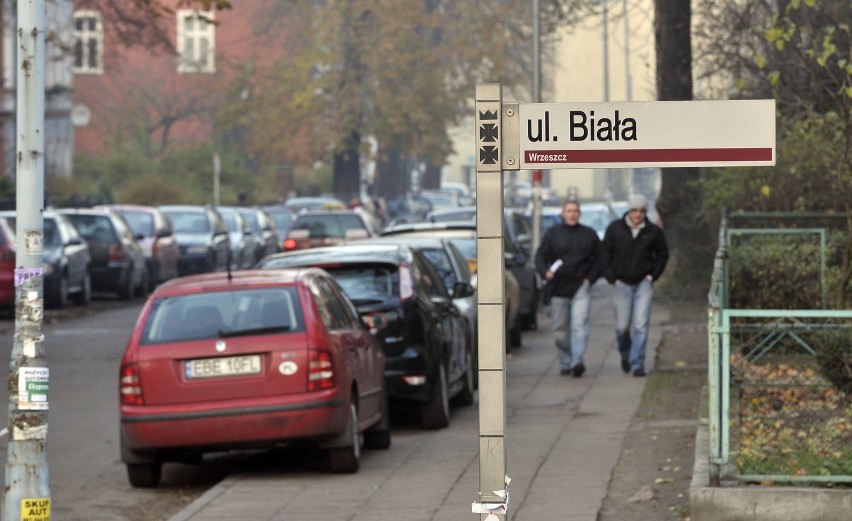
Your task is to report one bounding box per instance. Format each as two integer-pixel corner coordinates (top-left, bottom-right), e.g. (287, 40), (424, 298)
(531, 0), (542, 256)
(3, 1), (51, 520)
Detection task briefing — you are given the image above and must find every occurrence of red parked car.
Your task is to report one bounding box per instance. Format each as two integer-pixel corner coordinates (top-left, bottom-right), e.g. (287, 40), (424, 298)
(119, 269), (390, 487)
(0, 217), (16, 307)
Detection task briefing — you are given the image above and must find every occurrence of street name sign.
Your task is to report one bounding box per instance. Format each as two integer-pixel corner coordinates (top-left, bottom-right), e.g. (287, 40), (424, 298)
(515, 100), (775, 169)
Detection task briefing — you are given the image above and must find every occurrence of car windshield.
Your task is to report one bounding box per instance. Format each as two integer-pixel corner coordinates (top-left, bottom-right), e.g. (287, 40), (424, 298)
(324, 265), (398, 302)
(165, 211), (210, 234)
(448, 237), (476, 260)
(140, 287), (303, 344)
(240, 211), (260, 232)
(118, 211), (154, 238)
(418, 248), (457, 290)
(220, 212), (238, 232)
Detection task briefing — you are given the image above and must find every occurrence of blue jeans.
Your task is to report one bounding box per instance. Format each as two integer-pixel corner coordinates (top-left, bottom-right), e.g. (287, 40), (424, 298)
(550, 280), (591, 370)
(612, 279), (654, 371)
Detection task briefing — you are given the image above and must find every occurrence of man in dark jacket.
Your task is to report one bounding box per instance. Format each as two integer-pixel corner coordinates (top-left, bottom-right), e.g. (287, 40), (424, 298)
(534, 200), (601, 377)
(601, 193), (669, 377)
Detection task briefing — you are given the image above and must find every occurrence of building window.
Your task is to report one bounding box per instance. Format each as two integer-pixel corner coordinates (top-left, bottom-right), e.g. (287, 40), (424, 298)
(177, 10), (215, 74)
(73, 11), (102, 74)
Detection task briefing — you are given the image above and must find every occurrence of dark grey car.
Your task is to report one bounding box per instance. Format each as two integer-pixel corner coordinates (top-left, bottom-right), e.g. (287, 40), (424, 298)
(58, 208), (147, 300)
(1, 210), (92, 308)
(159, 205), (230, 275)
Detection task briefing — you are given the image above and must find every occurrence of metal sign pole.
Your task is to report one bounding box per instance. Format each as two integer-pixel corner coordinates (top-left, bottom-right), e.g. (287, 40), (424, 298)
(473, 84), (508, 519)
(3, 1), (52, 520)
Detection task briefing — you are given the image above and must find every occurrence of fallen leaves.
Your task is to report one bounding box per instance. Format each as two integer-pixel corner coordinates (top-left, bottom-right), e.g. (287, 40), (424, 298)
(732, 353), (852, 477)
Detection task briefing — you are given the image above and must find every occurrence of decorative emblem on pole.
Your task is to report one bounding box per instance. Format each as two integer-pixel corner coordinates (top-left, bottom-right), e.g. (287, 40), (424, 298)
(476, 103), (501, 172)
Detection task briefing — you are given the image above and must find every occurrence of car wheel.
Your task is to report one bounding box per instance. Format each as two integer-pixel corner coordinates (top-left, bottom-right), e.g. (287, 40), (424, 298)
(118, 267), (135, 300)
(328, 403), (361, 473)
(363, 390), (391, 450)
(148, 262), (159, 292)
(50, 274), (69, 309)
(420, 363), (450, 429)
(73, 272), (91, 306)
(126, 462), (161, 488)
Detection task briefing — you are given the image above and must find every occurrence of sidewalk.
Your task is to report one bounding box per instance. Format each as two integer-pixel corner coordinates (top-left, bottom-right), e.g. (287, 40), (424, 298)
(168, 281), (667, 521)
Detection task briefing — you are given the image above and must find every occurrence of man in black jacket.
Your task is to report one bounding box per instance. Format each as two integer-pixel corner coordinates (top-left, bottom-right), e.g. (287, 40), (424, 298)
(534, 200), (601, 377)
(601, 193), (669, 377)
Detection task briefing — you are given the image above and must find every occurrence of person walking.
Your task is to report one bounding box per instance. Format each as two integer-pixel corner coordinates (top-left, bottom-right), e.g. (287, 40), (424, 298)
(534, 200), (601, 377)
(601, 193), (669, 377)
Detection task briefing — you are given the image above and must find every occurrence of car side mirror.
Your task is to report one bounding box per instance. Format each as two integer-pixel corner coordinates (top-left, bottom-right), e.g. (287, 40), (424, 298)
(451, 281), (475, 299)
(134, 233), (145, 241)
(157, 229), (172, 238)
(66, 238), (82, 246)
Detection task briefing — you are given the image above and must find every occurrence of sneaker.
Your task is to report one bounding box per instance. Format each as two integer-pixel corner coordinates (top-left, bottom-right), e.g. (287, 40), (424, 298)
(560, 368), (572, 376)
(621, 360), (630, 373)
(572, 363), (586, 378)
(633, 368), (646, 377)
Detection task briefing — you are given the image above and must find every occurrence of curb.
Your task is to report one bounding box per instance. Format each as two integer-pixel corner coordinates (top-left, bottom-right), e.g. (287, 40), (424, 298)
(168, 475), (240, 521)
(689, 419), (852, 521)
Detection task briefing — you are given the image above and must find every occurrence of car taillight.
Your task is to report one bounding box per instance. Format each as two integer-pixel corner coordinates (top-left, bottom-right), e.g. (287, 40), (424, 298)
(108, 244), (126, 262)
(120, 364), (144, 405)
(283, 238), (298, 250)
(399, 262), (414, 301)
(308, 349), (335, 391)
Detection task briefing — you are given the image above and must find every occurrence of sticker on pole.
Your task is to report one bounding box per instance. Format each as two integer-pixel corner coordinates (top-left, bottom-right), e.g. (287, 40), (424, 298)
(18, 367), (49, 410)
(15, 267), (43, 287)
(21, 498), (50, 521)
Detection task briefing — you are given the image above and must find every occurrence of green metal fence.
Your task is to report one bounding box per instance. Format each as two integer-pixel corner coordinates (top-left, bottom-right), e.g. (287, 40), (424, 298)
(708, 211), (852, 486)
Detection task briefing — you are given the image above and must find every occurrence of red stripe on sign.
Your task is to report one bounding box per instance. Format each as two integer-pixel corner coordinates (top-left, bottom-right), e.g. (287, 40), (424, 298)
(524, 148), (773, 163)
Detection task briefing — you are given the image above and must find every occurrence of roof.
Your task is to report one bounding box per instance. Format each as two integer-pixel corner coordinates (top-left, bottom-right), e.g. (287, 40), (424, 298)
(154, 269), (309, 295)
(259, 242), (412, 269)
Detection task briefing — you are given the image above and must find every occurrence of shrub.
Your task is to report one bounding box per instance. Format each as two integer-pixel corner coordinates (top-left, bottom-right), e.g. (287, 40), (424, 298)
(813, 329), (852, 396)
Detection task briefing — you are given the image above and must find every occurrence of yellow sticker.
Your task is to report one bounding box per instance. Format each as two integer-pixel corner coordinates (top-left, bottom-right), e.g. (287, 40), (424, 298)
(21, 498), (50, 521)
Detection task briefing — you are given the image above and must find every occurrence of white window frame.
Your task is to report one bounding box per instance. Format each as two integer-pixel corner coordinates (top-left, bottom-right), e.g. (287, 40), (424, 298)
(73, 10), (103, 74)
(177, 10), (215, 74)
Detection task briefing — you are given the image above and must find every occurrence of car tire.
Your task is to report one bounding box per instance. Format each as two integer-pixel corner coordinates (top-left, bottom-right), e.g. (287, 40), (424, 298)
(148, 262), (159, 292)
(118, 267), (135, 300)
(363, 390), (391, 450)
(420, 363), (450, 429)
(73, 273), (91, 306)
(126, 462), (161, 488)
(50, 275), (69, 309)
(451, 350), (475, 407)
(328, 403), (361, 473)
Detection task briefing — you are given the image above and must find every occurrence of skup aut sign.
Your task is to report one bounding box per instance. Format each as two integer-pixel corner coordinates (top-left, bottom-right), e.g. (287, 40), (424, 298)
(518, 100), (775, 169)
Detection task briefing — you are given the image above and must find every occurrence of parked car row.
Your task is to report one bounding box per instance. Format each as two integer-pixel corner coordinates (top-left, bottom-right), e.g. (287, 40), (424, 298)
(0, 203), (288, 310)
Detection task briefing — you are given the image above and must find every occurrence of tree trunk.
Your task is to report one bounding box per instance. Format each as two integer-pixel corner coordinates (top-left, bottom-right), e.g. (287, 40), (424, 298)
(333, 129), (361, 201)
(654, 0), (713, 295)
(420, 160), (441, 190)
(373, 147), (408, 200)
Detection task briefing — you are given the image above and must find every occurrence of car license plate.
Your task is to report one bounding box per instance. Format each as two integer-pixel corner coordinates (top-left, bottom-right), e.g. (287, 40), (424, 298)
(185, 355), (262, 379)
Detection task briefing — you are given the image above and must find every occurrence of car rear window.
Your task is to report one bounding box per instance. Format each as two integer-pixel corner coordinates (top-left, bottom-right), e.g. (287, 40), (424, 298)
(324, 265), (398, 302)
(66, 214), (117, 242)
(118, 211), (154, 238)
(165, 211), (210, 234)
(140, 287), (304, 344)
(294, 214), (366, 238)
